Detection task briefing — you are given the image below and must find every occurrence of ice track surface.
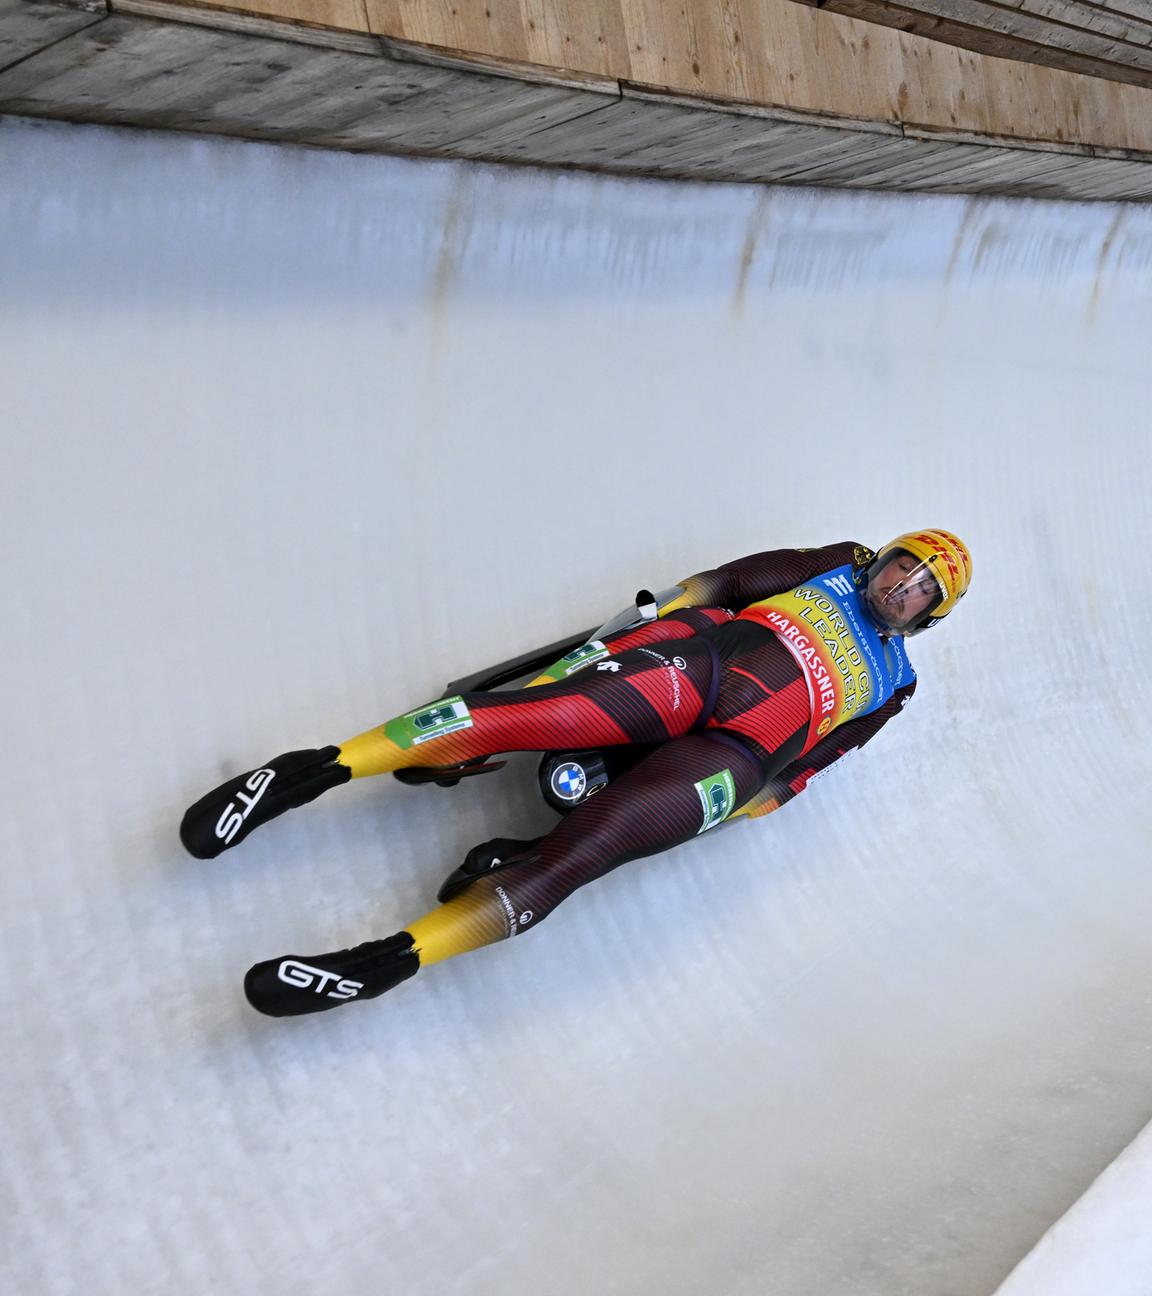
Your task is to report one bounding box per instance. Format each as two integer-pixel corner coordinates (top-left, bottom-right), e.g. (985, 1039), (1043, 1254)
(2, 114), (1151, 1296)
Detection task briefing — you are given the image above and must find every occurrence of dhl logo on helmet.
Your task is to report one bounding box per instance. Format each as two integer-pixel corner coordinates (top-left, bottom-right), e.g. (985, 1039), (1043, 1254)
(897, 529), (972, 610)
(871, 529), (972, 634)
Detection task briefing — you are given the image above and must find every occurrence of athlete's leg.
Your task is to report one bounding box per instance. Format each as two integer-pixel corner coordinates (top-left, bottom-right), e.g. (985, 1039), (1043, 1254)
(524, 605), (732, 687)
(338, 607), (727, 777)
(405, 731), (764, 963)
(602, 605), (731, 652)
(337, 633), (717, 777)
(181, 633), (718, 858)
(242, 731), (766, 1013)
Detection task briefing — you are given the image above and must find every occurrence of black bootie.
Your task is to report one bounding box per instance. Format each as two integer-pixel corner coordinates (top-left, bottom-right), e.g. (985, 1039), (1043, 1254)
(244, 933), (419, 1017)
(180, 746), (351, 859)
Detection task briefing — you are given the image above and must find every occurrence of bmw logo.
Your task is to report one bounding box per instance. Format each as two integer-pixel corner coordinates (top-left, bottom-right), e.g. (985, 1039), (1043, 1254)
(550, 761), (587, 802)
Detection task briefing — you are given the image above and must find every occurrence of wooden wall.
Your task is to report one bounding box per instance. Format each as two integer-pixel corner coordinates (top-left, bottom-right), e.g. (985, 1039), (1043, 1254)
(167, 0), (1152, 153)
(5, 0), (1152, 200)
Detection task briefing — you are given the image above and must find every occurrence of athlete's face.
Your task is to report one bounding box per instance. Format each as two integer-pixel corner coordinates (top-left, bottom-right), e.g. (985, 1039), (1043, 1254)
(865, 552), (940, 633)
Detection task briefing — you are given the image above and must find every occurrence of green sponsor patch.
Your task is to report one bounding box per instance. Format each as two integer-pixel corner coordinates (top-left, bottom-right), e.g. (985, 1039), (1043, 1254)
(695, 768), (736, 834)
(536, 640), (609, 683)
(385, 696), (474, 750)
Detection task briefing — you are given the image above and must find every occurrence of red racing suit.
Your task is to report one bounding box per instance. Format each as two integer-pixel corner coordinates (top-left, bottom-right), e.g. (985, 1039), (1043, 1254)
(389, 540), (919, 958)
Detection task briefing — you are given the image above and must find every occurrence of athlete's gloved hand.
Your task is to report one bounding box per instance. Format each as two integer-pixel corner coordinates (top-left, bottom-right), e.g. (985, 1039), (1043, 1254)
(180, 746), (350, 859)
(436, 835), (543, 903)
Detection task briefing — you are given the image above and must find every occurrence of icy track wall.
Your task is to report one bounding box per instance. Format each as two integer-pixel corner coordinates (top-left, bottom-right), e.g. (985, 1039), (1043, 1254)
(3, 114), (1151, 1296)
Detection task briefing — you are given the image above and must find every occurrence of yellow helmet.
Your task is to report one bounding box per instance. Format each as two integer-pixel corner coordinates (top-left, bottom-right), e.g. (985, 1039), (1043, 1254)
(862, 528), (972, 636)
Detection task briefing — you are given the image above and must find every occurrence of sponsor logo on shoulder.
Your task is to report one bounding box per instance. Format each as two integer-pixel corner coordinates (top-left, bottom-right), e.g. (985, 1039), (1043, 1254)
(596, 660), (620, 672)
(277, 959), (363, 1000)
(824, 572), (855, 598)
(215, 767), (276, 845)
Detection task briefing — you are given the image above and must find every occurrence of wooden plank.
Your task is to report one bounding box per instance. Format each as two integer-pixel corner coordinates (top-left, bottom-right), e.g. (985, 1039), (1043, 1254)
(517, 0), (629, 77)
(116, 0), (378, 50)
(718, 129), (914, 179)
(402, 92), (620, 159)
(608, 73), (1152, 196)
(475, 96), (764, 172)
(1098, 0), (1152, 25)
(137, 0), (371, 34)
(450, 94), (772, 174)
(872, 140), (1099, 189)
(1003, 155), (1152, 199)
(0, 15), (391, 124)
(347, 77), (616, 153)
(1023, 1), (1152, 48)
(903, 120), (1094, 155)
(810, 0), (1152, 89)
(465, 87), (1152, 201)
(0, 0), (106, 71)
(870, 152), (1151, 199)
(374, 31), (620, 92)
(909, 0), (1152, 70)
(621, 79), (902, 135)
(760, 137), (939, 185)
(896, 31), (1152, 149)
(363, 0), (532, 62)
(0, 14), (429, 133)
(0, 10), (617, 153)
(793, 136), (994, 185)
(831, 0), (1152, 50)
(461, 91), (916, 185)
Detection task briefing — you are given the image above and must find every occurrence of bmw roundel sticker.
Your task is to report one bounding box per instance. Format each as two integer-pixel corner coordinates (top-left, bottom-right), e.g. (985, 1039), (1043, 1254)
(550, 761), (587, 802)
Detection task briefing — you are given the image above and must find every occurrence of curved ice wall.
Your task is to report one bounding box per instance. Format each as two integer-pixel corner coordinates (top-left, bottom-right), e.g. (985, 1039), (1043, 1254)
(2, 114), (1151, 1296)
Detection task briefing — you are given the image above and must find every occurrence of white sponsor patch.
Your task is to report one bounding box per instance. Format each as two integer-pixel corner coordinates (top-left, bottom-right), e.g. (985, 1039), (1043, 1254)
(277, 959), (363, 1000)
(214, 767), (276, 844)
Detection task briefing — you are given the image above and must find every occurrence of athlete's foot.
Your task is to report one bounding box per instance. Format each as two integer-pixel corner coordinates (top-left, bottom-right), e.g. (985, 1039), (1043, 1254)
(180, 746), (351, 859)
(244, 932), (420, 1017)
(437, 836), (542, 903)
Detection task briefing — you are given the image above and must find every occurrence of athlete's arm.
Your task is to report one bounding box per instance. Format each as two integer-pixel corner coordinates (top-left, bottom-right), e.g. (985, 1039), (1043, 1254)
(734, 678), (916, 821)
(661, 540), (874, 615)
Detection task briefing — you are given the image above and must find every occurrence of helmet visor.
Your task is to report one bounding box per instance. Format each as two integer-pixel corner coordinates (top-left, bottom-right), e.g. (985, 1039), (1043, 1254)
(863, 548), (945, 635)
